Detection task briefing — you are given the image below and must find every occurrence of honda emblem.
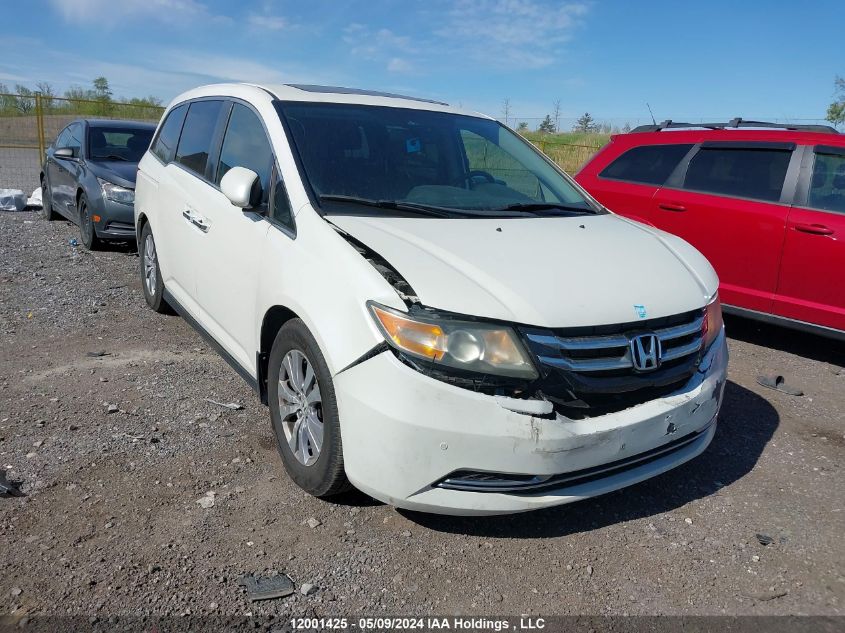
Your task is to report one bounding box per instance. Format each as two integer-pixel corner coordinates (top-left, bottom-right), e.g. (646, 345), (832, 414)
(630, 334), (662, 372)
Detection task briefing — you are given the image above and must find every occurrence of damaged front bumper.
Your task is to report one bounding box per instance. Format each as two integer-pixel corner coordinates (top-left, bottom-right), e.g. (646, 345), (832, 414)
(334, 329), (728, 515)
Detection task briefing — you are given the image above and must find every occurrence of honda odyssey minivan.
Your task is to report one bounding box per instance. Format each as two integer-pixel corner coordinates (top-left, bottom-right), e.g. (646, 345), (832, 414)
(135, 83), (727, 515)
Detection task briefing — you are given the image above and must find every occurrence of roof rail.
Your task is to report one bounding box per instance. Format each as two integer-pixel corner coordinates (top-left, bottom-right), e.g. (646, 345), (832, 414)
(630, 118), (839, 134)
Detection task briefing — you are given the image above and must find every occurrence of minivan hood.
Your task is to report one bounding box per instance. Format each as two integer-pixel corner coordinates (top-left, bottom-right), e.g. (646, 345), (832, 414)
(88, 161), (138, 188)
(330, 213), (718, 328)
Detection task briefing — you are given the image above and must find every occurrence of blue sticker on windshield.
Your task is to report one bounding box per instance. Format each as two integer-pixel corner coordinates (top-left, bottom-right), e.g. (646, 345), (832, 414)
(634, 305), (647, 319)
(405, 137), (421, 153)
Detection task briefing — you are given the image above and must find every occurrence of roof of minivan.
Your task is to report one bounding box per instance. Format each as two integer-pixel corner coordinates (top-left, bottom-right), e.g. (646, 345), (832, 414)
(167, 82), (492, 119)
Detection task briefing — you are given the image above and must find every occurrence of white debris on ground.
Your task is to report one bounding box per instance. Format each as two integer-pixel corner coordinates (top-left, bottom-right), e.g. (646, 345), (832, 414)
(27, 187), (42, 208)
(0, 189), (27, 212)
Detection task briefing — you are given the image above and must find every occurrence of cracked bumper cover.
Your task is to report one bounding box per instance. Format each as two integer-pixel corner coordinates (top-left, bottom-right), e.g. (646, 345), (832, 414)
(335, 329), (728, 515)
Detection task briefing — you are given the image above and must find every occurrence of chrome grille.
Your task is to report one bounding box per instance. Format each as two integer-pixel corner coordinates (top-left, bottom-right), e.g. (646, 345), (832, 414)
(525, 313), (704, 373)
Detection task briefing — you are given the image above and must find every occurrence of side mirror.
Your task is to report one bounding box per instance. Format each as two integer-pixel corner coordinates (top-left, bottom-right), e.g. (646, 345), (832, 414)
(220, 166), (261, 210)
(55, 147), (74, 159)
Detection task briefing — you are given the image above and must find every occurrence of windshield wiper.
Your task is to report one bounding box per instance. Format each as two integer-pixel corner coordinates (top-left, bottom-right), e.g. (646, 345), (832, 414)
(495, 202), (596, 214)
(319, 195), (463, 218)
(95, 154), (128, 162)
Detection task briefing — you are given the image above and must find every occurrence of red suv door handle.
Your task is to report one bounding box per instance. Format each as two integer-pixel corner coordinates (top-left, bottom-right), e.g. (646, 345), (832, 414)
(794, 223), (834, 236)
(658, 203), (686, 212)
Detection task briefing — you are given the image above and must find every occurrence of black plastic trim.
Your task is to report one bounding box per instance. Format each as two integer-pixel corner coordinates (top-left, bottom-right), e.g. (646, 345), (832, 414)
(723, 304), (845, 342)
(336, 343), (390, 374)
(700, 141), (795, 151)
(814, 145), (845, 156)
(162, 288), (259, 393)
(436, 419), (715, 494)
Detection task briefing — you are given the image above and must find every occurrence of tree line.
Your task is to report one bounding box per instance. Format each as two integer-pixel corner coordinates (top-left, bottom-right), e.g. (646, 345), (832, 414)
(503, 75), (845, 136)
(0, 77), (163, 116)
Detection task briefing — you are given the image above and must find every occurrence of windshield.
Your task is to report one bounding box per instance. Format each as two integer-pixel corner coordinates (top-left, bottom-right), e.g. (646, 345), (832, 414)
(275, 102), (598, 216)
(88, 126), (154, 163)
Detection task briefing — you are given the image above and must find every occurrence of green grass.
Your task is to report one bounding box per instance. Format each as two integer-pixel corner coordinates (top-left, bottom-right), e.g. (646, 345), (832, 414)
(521, 130), (611, 148)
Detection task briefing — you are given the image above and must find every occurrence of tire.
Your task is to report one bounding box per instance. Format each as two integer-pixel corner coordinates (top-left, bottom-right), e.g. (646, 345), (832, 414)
(268, 319), (350, 497)
(139, 223), (172, 314)
(40, 175), (57, 221)
(77, 193), (102, 251)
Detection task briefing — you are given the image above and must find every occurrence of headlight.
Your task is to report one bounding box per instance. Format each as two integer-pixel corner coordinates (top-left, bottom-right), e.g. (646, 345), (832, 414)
(702, 293), (723, 350)
(369, 303), (539, 379)
(98, 178), (135, 204)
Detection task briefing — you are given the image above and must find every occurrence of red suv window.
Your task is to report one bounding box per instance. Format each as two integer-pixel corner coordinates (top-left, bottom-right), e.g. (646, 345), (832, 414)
(682, 145), (792, 202)
(599, 144), (692, 185)
(808, 149), (845, 214)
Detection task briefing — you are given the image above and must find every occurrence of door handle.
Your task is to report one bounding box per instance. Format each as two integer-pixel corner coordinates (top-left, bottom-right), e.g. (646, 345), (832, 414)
(658, 203), (687, 212)
(794, 223), (833, 236)
(192, 217), (210, 233)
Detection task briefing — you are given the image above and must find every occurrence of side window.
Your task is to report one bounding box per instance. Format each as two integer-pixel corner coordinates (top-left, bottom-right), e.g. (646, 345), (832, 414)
(682, 146), (791, 202)
(216, 103), (274, 204)
(460, 129), (550, 200)
(599, 144), (693, 185)
(175, 100), (224, 177)
(271, 168), (294, 230)
(54, 126), (72, 150)
(66, 123), (83, 158)
(151, 104), (188, 164)
(808, 151), (845, 214)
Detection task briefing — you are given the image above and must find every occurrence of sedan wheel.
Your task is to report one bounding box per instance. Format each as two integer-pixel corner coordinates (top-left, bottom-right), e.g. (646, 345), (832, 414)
(40, 177), (57, 220)
(78, 194), (101, 250)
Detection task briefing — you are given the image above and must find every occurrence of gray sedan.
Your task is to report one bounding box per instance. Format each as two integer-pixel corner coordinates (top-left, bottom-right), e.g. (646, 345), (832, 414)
(40, 119), (156, 249)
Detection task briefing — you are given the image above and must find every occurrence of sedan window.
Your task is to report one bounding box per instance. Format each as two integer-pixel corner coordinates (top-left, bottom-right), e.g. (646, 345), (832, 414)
(66, 123), (83, 157)
(88, 127), (154, 162)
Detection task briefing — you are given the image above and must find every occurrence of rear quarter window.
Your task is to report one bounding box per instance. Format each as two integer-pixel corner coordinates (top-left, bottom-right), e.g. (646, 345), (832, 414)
(151, 104), (188, 164)
(599, 143), (693, 185)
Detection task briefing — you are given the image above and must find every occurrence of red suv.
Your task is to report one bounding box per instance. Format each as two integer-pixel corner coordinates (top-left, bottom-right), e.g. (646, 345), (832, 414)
(575, 119), (845, 339)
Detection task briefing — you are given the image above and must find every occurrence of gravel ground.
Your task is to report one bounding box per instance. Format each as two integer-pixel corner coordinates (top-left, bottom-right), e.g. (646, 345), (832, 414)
(1, 210), (843, 625)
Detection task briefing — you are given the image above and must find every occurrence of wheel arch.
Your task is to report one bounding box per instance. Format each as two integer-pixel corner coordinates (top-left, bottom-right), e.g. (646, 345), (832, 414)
(258, 305), (301, 405)
(136, 212), (149, 243)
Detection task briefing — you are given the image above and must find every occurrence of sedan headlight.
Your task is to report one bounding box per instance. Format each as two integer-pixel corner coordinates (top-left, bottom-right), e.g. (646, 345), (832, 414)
(702, 293), (723, 350)
(369, 303), (538, 379)
(98, 178), (135, 205)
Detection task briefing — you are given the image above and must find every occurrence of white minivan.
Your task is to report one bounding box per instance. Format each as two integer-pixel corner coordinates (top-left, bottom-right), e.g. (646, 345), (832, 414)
(135, 83), (727, 515)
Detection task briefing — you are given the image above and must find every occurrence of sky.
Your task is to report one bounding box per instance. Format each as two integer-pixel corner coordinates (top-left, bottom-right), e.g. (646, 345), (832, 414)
(1, 0), (842, 126)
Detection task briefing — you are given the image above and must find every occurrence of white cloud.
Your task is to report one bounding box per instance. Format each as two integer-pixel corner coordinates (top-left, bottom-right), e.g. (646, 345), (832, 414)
(48, 0), (225, 26)
(247, 12), (288, 30)
(343, 1), (588, 75)
(344, 25), (416, 60)
(436, 0), (589, 69)
(387, 58), (413, 73)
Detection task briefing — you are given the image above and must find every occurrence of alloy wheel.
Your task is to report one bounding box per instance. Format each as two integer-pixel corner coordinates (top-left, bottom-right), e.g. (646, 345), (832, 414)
(277, 349), (323, 466)
(80, 200), (92, 243)
(143, 234), (158, 296)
